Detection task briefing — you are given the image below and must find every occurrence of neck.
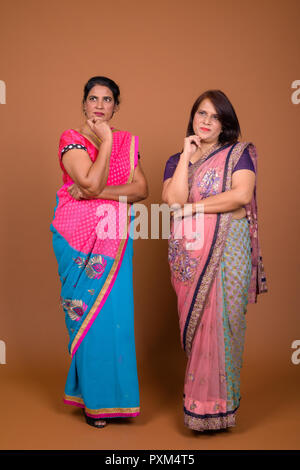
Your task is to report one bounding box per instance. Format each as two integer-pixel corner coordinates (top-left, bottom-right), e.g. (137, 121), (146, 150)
(200, 140), (218, 155)
(81, 122), (94, 135)
(189, 140), (219, 164)
(77, 122), (102, 147)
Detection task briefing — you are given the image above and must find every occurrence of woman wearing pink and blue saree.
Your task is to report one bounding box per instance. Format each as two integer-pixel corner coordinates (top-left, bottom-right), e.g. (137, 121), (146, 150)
(50, 77), (148, 428)
(162, 90), (267, 431)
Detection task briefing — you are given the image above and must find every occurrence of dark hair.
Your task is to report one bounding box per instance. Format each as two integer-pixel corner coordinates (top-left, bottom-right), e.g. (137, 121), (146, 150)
(186, 90), (241, 145)
(82, 76), (120, 105)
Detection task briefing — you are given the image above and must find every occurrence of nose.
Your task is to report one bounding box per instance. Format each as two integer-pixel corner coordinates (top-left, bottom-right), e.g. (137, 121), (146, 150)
(203, 114), (212, 125)
(96, 99), (104, 109)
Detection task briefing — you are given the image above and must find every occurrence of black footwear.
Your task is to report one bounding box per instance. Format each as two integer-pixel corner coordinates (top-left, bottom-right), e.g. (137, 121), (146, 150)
(83, 411), (106, 428)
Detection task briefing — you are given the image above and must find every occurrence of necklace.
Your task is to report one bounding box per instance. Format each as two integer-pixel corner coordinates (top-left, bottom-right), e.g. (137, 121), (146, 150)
(90, 130), (102, 144)
(190, 143), (220, 165)
(80, 125), (102, 146)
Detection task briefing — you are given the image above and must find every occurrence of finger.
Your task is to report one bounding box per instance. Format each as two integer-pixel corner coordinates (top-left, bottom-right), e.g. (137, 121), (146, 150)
(190, 135), (201, 145)
(87, 117), (100, 125)
(86, 119), (94, 128)
(186, 137), (195, 147)
(189, 134), (200, 140)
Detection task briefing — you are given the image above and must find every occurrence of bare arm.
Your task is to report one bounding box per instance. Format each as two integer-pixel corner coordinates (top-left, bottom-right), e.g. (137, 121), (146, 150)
(173, 170), (256, 217)
(68, 162), (149, 203)
(162, 135), (201, 206)
(91, 163), (148, 203)
(162, 155), (190, 206)
(62, 120), (112, 197)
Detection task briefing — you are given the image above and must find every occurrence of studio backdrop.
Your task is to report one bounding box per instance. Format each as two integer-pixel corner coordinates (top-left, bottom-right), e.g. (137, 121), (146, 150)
(0, 0), (299, 450)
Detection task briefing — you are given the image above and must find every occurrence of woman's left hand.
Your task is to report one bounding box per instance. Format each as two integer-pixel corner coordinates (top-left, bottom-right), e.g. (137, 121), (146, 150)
(68, 183), (85, 200)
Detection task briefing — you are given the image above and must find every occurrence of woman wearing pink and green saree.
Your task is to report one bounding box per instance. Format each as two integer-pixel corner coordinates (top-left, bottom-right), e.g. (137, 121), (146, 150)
(50, 76), (148, 428)
(162, 90), (267, 432)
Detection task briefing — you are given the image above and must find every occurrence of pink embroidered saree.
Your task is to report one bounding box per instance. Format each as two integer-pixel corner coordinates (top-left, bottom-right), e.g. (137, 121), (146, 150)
(50, 128), (140, 419)
(168, 143), (267, 431)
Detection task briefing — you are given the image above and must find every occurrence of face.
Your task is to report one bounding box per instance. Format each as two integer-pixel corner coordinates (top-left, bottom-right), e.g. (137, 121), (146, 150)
(192, 98), (222, 144)
(84, 85), (117, 122)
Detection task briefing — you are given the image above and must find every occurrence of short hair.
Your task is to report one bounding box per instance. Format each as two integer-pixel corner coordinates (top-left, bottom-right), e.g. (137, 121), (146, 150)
(186, 90), (241, 145)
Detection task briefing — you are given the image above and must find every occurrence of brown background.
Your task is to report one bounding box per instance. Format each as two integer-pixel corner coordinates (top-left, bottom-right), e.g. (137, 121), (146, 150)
(0, 0), (299, 450)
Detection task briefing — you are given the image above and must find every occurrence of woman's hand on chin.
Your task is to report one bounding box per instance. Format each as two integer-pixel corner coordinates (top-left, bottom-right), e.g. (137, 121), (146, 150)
(182, 135), (202, 160)
(87, 118), (112, 142)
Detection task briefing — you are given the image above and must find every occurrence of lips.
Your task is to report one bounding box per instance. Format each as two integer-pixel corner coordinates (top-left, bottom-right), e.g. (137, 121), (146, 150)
(200, 127), (211, 132)
(94, 112), (104, 117)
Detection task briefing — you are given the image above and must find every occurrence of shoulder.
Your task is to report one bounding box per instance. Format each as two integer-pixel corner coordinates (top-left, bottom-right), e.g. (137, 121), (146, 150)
(112, 129), (133, 138)
(163, 152), (181, 181)
(59, 128), (87, 145)
(58, 129), (88, 158)
(235, 141), (257, 152)
(229, 141), (257, 160)
(165, 152), (181, 166)
(233, 142), (256, 172)
(237, 142), (258, 161)
(59, 128), (80, 139)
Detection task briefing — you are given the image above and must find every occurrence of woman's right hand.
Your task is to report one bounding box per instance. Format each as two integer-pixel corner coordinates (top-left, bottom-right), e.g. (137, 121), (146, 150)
(182, 135), (201, 160)
(87, 118), (112, 142)
(68, 183), (85, 200)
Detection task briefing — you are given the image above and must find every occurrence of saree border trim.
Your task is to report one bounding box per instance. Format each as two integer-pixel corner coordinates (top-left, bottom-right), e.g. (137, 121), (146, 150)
(183, 143), (245, 355)
(134, 135), (139, 168)
(184, 402), (240, 419)
(63, 395), (140, 417)
(184, 410), (237, 431)
(187, 143), (231, 192)
(70, 134), (137, 358)
(183, 397), (240, 431)
(127, 134), (136, 182)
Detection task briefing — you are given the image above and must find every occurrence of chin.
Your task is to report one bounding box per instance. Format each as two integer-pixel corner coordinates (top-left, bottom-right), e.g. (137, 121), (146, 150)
(198, 131), (210, 139)
(199, 135), (211, 142)
(202, 135), (218, 144)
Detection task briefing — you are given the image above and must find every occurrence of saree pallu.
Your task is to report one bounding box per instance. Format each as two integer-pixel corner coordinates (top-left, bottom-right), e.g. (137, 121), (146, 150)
(50, 129), (140, 419)
(168, 143), (267, 431)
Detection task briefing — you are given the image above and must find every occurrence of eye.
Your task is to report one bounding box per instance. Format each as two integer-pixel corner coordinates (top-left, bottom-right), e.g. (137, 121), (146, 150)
(103, 96), (112, 102)
(212, 114), (219, 121)
(89, 96), (97, 101)
(198, 110), (206, 115)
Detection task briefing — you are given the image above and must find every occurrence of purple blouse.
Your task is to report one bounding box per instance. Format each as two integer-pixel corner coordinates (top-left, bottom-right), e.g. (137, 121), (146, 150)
(163, 146), (255, 181)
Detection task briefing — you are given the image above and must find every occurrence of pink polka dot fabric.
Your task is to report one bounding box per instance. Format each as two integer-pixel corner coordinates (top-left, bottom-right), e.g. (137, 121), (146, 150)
(53, 129), (135, 258)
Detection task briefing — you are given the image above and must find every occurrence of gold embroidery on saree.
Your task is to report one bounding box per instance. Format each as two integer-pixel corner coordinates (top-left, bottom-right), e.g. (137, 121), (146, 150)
(70, 135), (136, 357)
(185, 143), (246, 356)
(64, 394), (140, 414)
